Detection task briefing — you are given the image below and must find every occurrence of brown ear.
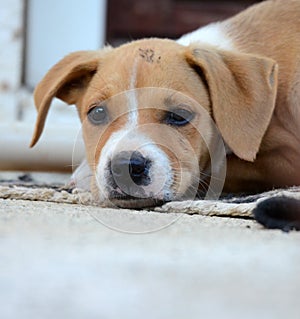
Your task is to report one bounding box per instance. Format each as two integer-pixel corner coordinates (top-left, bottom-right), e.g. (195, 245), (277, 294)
(30, 50), (103, 147)
(185, 45), (278, 161)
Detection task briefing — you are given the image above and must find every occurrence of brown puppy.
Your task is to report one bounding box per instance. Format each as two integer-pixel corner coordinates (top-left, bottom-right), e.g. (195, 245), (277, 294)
(31, 0), (300, 208)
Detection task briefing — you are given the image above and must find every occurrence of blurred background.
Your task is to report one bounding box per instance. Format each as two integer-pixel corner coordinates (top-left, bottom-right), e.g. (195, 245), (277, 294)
(0, 0), (261, 173)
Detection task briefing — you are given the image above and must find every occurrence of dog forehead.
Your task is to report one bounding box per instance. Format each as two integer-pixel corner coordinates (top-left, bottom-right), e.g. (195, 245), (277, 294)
(114, 38), (184, 60)
(99, 39), (186, 83)
(83, 38), (210, 114)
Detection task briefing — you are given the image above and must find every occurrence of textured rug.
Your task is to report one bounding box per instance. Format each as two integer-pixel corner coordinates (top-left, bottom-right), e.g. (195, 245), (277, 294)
(1, 172), (300, 219)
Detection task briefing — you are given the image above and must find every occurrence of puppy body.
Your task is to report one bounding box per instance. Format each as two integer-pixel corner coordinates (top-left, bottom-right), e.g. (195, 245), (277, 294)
(179, 0), (300, 193)
(227, 0), (300, 192)
(31, 0), (300, 207)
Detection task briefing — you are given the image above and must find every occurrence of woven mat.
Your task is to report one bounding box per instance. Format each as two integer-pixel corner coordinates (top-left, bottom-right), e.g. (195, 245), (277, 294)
(0, 183), (93, 205)
(155, 187), (300, 217)
(1, 174), (300, 219)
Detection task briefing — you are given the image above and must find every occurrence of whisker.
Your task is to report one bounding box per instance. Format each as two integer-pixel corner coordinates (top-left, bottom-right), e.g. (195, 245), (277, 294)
(169, 164), (224, 183)
(200, 172), (225, 182)
(170, 170), (223, 199)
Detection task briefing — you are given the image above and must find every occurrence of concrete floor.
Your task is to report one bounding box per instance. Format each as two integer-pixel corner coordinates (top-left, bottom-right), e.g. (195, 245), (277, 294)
(1, 198), (300, 319)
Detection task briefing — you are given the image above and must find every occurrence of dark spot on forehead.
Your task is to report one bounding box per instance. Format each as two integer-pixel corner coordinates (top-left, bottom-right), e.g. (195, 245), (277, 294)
(138, 48), (161, 64)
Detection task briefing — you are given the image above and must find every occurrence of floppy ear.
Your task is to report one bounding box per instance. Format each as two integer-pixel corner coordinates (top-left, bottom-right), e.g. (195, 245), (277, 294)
(30, 50), (104, 147)
(185, 45), (278, 161)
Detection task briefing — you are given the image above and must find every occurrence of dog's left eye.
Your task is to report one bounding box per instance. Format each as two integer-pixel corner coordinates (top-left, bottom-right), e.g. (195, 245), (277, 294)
(164, 108), (194, 126)
(87, 105), (108, 125)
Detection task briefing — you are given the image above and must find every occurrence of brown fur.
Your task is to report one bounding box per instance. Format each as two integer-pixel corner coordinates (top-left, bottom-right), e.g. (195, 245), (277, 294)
(31, 0), (300, 200)
(222, 0), (300, 192)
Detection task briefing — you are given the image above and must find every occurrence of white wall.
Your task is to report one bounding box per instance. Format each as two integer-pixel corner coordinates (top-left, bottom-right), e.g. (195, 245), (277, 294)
(0, 0), (23, 121)
(0, 0), (107, 171)
(25, 0), (107, 88)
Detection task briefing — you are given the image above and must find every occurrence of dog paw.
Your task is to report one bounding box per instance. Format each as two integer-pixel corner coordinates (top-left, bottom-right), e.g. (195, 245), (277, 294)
(69, 159), (92, 192)
(254, 196), (300, 232)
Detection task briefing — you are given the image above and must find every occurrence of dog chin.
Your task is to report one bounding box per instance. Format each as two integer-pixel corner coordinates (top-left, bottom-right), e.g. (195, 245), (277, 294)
(108, 197), (166, 209)
(104, 190), (195, 208)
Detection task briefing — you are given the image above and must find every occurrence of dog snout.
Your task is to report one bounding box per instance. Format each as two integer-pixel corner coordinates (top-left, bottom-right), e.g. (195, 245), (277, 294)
(110, 151), (152, 188)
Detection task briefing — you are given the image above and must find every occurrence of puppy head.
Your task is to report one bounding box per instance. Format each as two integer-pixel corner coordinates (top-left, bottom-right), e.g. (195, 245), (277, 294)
(31, 39), (278, 207)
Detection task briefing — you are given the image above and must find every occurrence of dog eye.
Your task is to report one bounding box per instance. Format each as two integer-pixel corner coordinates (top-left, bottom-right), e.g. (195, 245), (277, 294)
(164, 109), (194, 126)
(87, 105), (108, 125)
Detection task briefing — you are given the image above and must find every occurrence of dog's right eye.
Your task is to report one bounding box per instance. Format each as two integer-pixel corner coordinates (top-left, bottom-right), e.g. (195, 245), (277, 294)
(164, 108), (194, 126)
(87, 105), (108, 125)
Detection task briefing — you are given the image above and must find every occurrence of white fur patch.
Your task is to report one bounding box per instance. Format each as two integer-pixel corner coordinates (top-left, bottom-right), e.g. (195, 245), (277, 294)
(177, 22), (234, 51)
(126, 60), (139, 126)
(71, 159), (92, 191)
(96, 129), (173, 201)
(95, 61), (173, 202)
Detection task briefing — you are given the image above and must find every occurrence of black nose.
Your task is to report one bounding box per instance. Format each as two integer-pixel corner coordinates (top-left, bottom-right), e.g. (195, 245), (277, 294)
(110, 151), (151, 187)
